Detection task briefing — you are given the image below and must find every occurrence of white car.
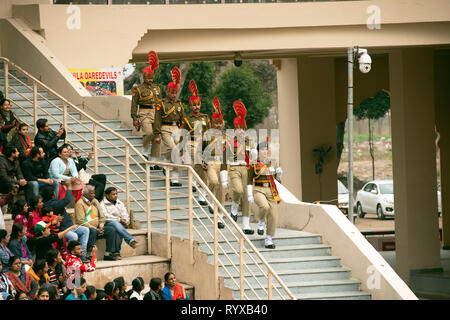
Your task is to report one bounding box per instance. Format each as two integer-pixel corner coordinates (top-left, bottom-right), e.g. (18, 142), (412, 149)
(356, 180), (394, 219)
(337, 180), (349, 216)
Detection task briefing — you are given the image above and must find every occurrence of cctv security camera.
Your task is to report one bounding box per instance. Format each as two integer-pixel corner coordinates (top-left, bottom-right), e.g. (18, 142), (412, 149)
(234, 52), (243, 67)
(357, 50), (372, 74)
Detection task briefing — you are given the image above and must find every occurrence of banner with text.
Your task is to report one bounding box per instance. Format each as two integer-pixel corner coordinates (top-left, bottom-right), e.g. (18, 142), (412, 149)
(70, 68), (124, 96)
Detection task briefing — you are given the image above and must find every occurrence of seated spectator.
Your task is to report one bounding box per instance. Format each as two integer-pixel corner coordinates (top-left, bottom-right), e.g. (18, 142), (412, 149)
(34, 285), (51, 300)
(39, 282), (58, 300)
(85, 285), (97, 300)
(65, 144), (107, 202)
(0, 145), (27, 195)
(22, 146), (59, 200)
(41, 186), (90, 262)
(6, 256), (37, 298)
(27, 259), (50, 291)
(65, 240), (97, 289)
(8, 123), (32, 163)
(100, 187), (138, 259)
(113, 276), (128, 300)
(0, 185), (17, 230)
(26, 196), (43, 241)
(49, 145), (84, 202)
(8, 223), (33, 271)
(64, 276), (87, 300)
(14, 290), (30, 300)
(95, 290), (108, 300)
(143, 277), (164, 300)
(162, 272), (188, 300)
(127, 276), (145, 300)
(34, 118), (65, 164)
(40, 205), (66, 258)
(104, 281), (119, 300)
(0, 229), (14, 272)
(45, 247), (66, 298)
(75, 185), (121, 261)
(0, 98), (20, 151)
(0, 259), (16, 299)
(33, 220), (78, 261)
(11, 200), (30, 231)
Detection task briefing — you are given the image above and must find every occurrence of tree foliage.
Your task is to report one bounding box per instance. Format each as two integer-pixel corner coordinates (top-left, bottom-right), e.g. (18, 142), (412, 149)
(214, 66), (272, 129)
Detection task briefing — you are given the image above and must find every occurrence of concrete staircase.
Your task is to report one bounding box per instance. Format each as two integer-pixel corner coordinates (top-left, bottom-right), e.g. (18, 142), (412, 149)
(0, 63), (370, 300)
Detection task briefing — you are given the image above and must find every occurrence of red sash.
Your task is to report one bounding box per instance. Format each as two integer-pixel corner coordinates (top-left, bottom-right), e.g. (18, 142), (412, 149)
(255, 162), (281, 203)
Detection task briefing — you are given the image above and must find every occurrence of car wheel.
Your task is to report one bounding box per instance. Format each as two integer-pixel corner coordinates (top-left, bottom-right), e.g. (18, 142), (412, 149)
(377, 204), (385, 220)
(357, 202), (365, 218)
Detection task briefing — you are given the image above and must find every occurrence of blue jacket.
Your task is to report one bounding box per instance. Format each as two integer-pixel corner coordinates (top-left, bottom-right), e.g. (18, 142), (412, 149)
(8, 237), (32, 263)
(49, 157), (78, 180)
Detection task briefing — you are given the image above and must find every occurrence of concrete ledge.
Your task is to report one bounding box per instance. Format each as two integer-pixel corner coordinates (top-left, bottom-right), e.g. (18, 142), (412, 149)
(84, 255), (170, 290)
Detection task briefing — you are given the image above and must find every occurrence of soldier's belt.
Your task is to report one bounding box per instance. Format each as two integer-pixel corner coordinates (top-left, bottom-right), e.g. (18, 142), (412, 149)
(228, 161), (247, 166)
(162, 121), (178, 126)
(255, 180), (270, 187)
(139, 104), (156, 109)
(191, 137), (201, 141)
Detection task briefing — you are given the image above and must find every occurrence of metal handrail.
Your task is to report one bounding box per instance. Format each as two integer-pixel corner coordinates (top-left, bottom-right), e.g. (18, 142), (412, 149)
(1, 57), (295, 300)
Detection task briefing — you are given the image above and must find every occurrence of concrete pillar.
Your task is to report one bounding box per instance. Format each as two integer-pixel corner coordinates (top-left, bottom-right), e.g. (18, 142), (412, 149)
(389, 48), (442, 284)
(435, 50), (450, 249)
(297, 56), (337, 203)
(276, 58), (302, 200)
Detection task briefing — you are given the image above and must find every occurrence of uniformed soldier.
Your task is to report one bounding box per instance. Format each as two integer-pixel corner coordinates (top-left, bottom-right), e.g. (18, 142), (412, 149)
(130, 51), (162, 170)
(153, 66), (184, 187)
(203, 97), (228, 228)
(247, 138), (283, 249)
(225, 101), (255, 235)
(182, 80), (211, 205)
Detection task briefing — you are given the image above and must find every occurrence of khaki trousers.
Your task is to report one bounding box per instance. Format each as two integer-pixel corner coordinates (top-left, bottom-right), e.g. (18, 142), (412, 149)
(207, 163), (225, 205)
(229, 165), (250, 217)
(139, 108), (161, 158)
(161, 125), (181, 178)
(189, 141), (207, 184)
(253, 186), (278, 237)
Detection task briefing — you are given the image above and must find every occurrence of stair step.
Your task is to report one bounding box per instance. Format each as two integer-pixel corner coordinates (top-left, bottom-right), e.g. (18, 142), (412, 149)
(295, 290), (371, 300)
(236, 279), (361, 299)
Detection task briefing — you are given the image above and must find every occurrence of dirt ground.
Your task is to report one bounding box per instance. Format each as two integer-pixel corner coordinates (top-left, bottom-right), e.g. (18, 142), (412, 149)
(352, 213), (443, 233)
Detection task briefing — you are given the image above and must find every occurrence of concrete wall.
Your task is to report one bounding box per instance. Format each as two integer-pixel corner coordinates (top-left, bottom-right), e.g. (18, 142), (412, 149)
(277, 201), (418, 300)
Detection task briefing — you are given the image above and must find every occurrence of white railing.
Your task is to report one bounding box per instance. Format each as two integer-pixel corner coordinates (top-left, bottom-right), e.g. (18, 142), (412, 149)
(0, 57), (295, 300)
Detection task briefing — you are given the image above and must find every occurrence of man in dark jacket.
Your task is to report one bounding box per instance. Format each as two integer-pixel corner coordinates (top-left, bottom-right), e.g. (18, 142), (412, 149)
(34, 118), (66, 164)
(21, 146), (59, 201)
(0, 145), (27, 194)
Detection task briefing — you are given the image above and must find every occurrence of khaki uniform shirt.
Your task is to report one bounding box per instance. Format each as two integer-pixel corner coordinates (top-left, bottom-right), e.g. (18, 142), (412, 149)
(130, 82), (162, 120)
(153, 98), (185, 136)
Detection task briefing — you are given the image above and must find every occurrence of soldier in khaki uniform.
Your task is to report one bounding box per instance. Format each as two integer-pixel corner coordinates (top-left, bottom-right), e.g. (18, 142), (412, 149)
(247, 139), (283, 249)
(130, 51), (162, 170)
(225, 101), (255, 235)
(203, 97), (228, 228)
(182, 80), (211, 205)
(153, 67), (184, 187)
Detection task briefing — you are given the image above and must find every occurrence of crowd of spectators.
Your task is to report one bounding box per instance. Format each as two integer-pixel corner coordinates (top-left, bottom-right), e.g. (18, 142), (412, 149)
(0, 99), (190, 301)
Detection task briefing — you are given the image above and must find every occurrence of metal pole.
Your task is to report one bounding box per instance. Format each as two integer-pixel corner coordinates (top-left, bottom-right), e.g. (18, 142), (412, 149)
(188, 170), (194, 264)
(213, 199), (219, 299)
(146, 163), (151, 255)
(33, 82), (38, 135)
(239, 236), (244, 299)
(125, 145), (131, 213)
(93, 123), (98, 174)
(165, 167), (172, 259)
(4, 62), (8, 99)
(347, 47), (355, 224)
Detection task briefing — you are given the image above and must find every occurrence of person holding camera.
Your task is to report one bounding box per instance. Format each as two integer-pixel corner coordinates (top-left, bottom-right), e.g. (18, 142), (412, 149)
(34, 118), (66, 164)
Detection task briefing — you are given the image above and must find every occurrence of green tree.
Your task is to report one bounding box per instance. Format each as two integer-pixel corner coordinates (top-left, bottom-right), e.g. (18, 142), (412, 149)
(353, 90), (390, 179)
(214, 66), (272, 129)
